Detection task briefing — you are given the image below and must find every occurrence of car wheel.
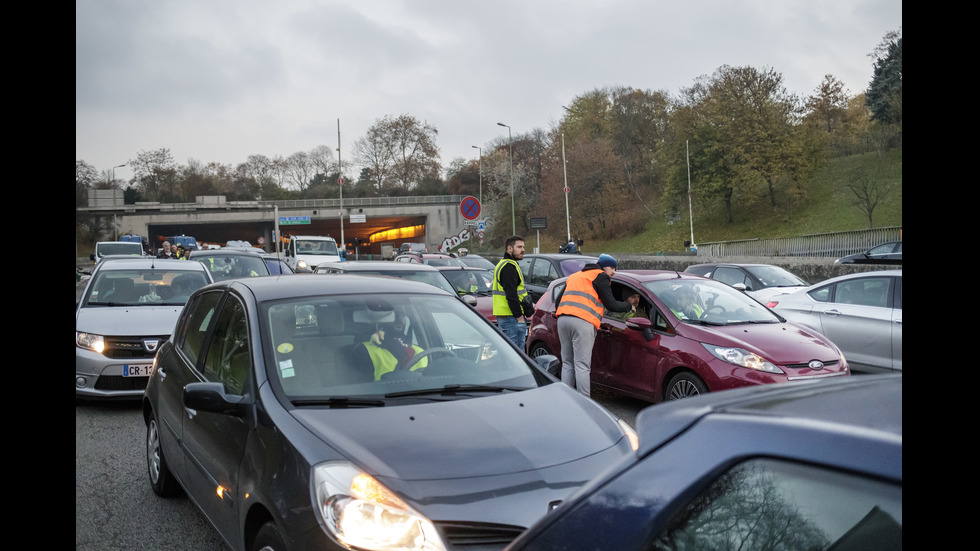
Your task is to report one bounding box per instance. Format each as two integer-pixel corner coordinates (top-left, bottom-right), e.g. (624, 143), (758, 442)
(665, 372), (708, 401)
(146, 410), (181, 497)
(528, 342), (551, 359)
(252, 521), (286, 551)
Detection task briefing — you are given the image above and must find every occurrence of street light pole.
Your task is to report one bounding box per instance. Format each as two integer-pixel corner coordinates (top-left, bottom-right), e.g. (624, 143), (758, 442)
(337, 119), (345, 255)
(561, 134), (570, 242)
(497, 122), (515, 234)
(471, 145), (482, 206)
(111, 164), (125, 185)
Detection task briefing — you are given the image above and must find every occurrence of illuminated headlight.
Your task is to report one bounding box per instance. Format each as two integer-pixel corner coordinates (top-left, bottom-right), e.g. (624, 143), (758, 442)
(76, 332), (105, 354)
(297, 260), (309, 270)
(702, 343), (784, 374)
(314, 462), (446, 551)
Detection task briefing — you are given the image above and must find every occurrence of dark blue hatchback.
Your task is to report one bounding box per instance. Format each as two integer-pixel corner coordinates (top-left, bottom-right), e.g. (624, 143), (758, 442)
(506, 374), (902, 550)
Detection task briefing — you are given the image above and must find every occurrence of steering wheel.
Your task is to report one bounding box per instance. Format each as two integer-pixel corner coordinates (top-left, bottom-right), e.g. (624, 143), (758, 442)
(703, 305), (727, 316)
(398, 347), (457, 372)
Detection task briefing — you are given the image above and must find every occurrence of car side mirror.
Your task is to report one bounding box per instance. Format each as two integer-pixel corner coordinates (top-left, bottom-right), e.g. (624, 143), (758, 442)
(625, 317), (656, 342)
(462, 295), (478, 307)
(733, 283), (749, 292)
(184, 382), (247, 417)
(534, 354), (561, 378)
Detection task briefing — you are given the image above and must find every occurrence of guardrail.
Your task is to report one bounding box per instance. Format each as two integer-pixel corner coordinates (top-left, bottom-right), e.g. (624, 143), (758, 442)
(696, 227), (902, 258)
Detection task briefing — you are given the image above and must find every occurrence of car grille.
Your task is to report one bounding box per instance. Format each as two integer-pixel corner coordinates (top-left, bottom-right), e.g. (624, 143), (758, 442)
(783, 360), (840, 370)
(94, 374), (150, 392)
(435, 521), (526, 548)
(102, 335), (170, 360)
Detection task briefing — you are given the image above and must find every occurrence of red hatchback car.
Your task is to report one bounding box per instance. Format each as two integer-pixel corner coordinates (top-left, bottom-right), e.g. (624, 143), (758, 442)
(526, 270), (850, 403)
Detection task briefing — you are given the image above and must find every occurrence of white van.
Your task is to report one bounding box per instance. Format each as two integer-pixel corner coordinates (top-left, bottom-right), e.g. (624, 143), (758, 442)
(90, 241), (145, 263)
(284, 235), (343, 272)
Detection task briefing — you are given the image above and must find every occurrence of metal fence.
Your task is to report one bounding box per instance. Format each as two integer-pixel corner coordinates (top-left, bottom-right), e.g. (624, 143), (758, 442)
(696, 226), (902, 258)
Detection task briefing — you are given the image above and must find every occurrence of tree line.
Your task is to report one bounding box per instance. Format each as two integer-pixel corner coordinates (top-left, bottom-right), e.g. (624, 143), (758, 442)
(77, 30), (901, 247)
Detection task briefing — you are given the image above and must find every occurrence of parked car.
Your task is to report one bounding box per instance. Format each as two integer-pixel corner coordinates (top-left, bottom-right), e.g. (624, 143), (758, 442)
(260, 253), (295, 275)
(516, 253), (599, 303)
(434, 265), (496, 322)
(188, 249), (271, 281)
(526, 270), (849, 403)
(143, 275), (638, 551)
(456, 253), (496, 270)
(505, 374), (902, 551)
(835, 240), (902, 264)
(397, 242), (427, 254)
(769, 269), (902, 373)
(75, 257), (213, 399)
(683, 262), (809, 305)
(314, 260), (457, 292)
(394, 251), (467, 267)
(90, 240), (146, 263)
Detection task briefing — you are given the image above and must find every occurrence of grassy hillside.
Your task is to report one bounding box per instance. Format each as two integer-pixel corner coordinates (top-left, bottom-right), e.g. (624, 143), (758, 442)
(559, 148), (902, 255)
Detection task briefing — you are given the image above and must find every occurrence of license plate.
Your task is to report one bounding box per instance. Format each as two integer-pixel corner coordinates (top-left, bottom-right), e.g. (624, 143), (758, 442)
(123, 364), (153, 377)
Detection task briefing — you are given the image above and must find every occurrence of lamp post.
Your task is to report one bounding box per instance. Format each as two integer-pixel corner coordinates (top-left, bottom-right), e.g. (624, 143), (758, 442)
(111, 164), (125, 185)
(471, 145), (482, 206)
(560, 134), (570, 242)
(337, 119), (344, 255)
(496, 122), (515, 234)
(112, 165), (126, 237)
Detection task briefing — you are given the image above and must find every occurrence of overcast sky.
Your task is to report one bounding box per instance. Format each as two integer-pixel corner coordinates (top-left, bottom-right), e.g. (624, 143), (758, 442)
(76, 0), (902, 180)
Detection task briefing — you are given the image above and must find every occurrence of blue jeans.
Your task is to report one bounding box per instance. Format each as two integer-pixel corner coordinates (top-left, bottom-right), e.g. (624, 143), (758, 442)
(497, 316), (527, 350)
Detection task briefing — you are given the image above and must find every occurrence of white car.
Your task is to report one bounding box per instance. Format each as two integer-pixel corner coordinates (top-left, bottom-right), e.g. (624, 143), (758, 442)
(683, 263), (809, 306)
(768, 269), (902, 374)
(75, 257), (214, 399)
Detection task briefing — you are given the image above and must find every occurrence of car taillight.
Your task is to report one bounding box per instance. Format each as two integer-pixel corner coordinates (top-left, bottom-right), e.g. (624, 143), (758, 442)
(766, 300), (779, 309)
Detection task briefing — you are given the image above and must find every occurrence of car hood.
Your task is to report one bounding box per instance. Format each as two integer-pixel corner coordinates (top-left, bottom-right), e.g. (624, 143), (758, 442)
(76, 305), (183, 336)
(748, 286), (807, 304)
(680, 320), (841, 363)
(291, 383), (625, 481)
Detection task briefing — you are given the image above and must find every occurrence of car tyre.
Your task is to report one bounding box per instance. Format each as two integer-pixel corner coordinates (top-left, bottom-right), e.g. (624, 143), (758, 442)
(665, 372), (708, 401)
(528, 342), (551, 359)
(252, 521), (286, 551)
(147, 410), (181, 497)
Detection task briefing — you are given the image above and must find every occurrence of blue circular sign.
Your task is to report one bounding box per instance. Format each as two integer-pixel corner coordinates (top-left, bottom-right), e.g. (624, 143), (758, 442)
(460, 196), (481, 220)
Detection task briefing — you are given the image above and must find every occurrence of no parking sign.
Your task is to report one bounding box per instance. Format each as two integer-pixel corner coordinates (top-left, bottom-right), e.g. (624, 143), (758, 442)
(460, 196), (481, 220)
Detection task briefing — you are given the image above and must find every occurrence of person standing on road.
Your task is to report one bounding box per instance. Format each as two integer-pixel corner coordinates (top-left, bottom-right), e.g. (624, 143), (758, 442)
(556, 253), (632, 397)
(493, 235), (534, 349)
(157, 241), (177, 259)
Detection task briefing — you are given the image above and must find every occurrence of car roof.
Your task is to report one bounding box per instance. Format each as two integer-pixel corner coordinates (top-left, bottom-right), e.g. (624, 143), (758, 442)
(433, 265), (490, 272)
(635, 374), (902, 456)
(809, 269), (902, 286)
(612, 269), (708, 283)
(320, 260), (441, 272)
(189, 249), (265, 258)
(685, 262), (773, 269)
(93, 257), (209, 272)
(217, 272), (454, 301)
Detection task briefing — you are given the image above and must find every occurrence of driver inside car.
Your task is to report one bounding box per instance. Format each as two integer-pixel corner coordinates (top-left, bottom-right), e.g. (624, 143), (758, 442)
(352, 309), (428, 380)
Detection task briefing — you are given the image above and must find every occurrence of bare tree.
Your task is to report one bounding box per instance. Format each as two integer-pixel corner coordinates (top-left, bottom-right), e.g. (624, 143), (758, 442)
(846, 162), (893, 227)
(353, 114), (440, 195)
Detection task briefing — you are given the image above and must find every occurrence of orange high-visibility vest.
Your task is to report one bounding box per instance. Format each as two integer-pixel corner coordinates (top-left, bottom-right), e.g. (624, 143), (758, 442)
(556, 269), (603, 329)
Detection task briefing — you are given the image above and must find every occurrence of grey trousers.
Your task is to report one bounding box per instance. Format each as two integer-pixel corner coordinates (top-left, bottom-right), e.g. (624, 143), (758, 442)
(557, 314), (597, 397)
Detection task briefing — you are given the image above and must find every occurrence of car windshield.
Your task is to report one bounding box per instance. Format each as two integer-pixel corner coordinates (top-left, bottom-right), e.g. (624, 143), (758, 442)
(441, 270), (493, 296)
(96, 243), (143, 257)
(645, 279), (780, 325)
(423, 257), (464, 266)
(296, 240), (339, 255)
(84, 269), (210, 306)
(196, 255), (271, 281)
(264, 293), (544, 402)
(744, 265), (808, 287)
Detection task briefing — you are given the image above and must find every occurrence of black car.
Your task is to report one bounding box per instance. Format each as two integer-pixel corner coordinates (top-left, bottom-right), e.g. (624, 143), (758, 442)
(188, 249), (272, 281)
(515, 253), (598, 303)
(506, 374), (903, 551)
(835, 241), (902, 265)
(143, 275), (637, 551)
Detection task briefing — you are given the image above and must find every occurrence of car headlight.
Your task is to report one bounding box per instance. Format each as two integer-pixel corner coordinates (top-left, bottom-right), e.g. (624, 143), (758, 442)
(313, 461), (446, 551)
(297, 260), (308, 270)
(76, 332), (105, 354)
(702, 343), (784, 374)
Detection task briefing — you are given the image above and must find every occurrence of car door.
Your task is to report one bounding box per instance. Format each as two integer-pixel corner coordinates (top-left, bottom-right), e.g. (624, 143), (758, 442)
(180, 293), (253, 539)
(817, 275), (896, 372)
(592, 285), (666, 400)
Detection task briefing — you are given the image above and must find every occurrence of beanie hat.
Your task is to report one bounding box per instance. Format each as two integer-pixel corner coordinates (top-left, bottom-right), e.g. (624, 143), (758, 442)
(597, 254), (618, 270)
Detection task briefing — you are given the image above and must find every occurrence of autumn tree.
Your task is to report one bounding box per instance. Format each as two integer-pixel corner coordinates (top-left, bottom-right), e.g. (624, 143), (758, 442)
(353, 114), (440, 196)
(130, 148), (179, 202)
(804, 74), (849, 134)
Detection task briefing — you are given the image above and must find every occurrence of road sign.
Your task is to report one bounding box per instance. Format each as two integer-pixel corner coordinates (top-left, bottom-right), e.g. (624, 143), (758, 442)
(564, 186), (570, 194)
(529, 217), (547, 229)
(350, 214), (366, 223)
(257, 236), (265, 245)
(279, 216), (311, 225)
(460, 196), (481, 220)
(338, 177), (345, 186)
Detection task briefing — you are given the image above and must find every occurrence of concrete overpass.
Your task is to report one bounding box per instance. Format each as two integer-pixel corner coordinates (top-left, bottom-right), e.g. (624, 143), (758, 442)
(79, 193), (486, 255)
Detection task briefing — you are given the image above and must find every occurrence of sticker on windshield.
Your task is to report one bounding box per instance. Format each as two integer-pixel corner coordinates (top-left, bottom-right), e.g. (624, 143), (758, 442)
(277, 342), (294, 354)
(279, 359), (295, 378)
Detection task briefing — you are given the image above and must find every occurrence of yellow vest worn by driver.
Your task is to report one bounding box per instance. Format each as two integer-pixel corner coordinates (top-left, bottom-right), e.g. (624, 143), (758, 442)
(363, 341), (428, 380)
(556, 269), (604, 329)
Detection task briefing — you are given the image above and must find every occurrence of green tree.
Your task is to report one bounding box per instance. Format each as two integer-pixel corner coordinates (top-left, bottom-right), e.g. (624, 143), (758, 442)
(130, 148), (179, 202)
(866, 30), (902, 128)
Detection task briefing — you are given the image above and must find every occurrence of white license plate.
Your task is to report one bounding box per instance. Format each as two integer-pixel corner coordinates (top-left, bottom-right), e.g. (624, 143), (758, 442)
(123, 364), (153, 377)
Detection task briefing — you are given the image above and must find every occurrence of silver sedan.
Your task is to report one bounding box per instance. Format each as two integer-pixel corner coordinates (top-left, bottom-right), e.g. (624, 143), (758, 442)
(769, 269), (902, 373)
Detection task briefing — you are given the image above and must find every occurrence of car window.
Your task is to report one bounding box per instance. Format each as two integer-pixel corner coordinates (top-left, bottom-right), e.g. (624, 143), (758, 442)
(650, 458), (901, 550)
(807, 284), (832, 302)
(712, 266), (749, 288)
(530, 259), (559, 286)
(176, 291), (222, 368)
(833, 276), (892, 308)
(744, 265), (808, 287)
(645, 279), (778, 325)
(197, 255), (271, 281)
(202, 296), (251, 395)
(516, 257), (533, 277)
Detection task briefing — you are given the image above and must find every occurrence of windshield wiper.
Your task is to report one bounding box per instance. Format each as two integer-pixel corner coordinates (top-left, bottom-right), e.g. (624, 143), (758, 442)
(386, 384), (527, 398)
(290, 396), (386, 408)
